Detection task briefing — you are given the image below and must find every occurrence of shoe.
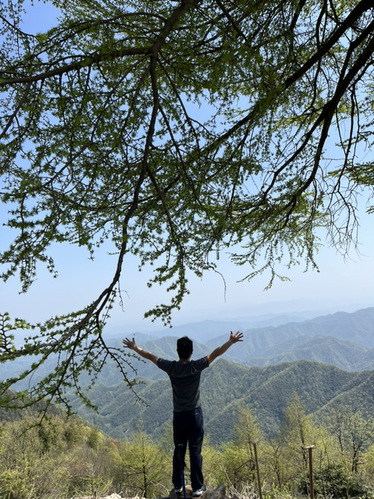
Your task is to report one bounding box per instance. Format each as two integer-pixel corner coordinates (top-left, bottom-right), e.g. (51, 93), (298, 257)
(173, 487), (183, 494)
(193, 485), (207, 496)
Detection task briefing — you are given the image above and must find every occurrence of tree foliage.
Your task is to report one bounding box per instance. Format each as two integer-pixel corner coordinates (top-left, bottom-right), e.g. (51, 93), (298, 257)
(1, 397), (374, 498)
(322, 407), (374, 473)
(121, 426), (171, 498)
(0, 0), (373, 408)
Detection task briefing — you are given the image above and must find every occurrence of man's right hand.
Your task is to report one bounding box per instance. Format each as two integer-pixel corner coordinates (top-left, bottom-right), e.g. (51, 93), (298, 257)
(123, 337), (136, 350)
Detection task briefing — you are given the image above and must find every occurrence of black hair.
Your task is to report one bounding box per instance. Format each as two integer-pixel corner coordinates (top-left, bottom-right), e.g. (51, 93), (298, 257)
(177, 336), (193, 359)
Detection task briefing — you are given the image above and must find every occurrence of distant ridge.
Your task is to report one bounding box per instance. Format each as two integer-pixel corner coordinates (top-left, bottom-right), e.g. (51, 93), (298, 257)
(203, 307), (374, 369)
(116, 307), (374, 375)
(117, 310), (326, 342)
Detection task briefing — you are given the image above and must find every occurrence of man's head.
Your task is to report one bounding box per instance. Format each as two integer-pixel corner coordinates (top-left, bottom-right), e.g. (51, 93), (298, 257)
(177, 336), (193, 360)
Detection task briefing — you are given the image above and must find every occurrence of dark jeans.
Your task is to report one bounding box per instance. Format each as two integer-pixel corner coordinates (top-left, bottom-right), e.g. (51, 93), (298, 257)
(172, 406), (204, 491)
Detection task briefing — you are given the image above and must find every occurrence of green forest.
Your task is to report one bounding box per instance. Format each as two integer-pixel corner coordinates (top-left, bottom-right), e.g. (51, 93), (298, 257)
(1, 392), (374, 499)
(72, 358), (374, 445)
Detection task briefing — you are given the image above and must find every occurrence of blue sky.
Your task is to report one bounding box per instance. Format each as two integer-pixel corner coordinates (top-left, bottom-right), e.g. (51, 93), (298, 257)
(1, 1), (373, 335)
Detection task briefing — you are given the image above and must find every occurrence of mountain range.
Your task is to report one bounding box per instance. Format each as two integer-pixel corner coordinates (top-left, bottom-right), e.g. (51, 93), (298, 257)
(115, 307), (374, 377)
(1, 307), (374, 444)
(71, 307), (374, 444)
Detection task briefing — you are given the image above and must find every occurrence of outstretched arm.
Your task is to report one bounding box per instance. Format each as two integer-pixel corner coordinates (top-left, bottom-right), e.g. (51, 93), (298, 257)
(123, 337), (159, 366)
(206, 331), (244, 365)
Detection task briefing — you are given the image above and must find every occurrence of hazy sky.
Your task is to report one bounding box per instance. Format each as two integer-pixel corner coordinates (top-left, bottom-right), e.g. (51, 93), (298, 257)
(1, 206), (373, 334)
(1, 1), (373, 335)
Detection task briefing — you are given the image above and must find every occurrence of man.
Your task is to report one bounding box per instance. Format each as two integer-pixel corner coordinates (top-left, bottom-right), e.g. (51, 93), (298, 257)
(123, 330), (244, 496)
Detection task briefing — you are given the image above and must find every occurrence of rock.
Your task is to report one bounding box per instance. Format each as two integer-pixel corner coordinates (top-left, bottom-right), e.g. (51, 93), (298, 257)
(169, 485), (193, 499)
(203, 484), (227, 499)
(74, 484), (230, 499)
(74, 494), (126, 499)
(169, 484), (228, 499)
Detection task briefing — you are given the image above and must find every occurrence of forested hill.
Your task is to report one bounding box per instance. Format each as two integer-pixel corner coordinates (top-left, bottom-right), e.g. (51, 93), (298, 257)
(221, 307), (374, 367)
(73, 359), (374, 445)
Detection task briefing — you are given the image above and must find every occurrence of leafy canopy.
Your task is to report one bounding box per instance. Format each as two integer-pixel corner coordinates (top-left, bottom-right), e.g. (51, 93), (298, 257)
(0, 0), (373, 409)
